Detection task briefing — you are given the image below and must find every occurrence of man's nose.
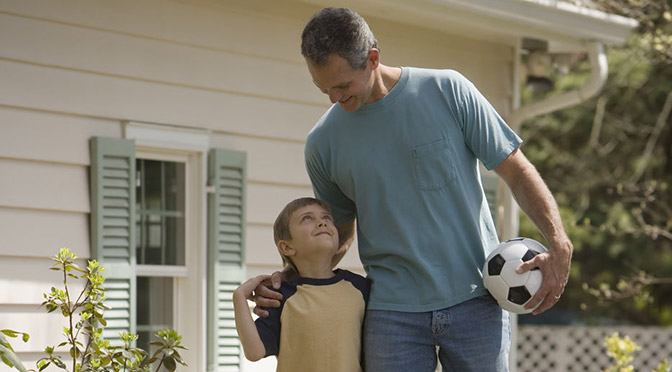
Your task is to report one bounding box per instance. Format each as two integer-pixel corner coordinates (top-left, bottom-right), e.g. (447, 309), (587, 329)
(328, 90), (341, 104)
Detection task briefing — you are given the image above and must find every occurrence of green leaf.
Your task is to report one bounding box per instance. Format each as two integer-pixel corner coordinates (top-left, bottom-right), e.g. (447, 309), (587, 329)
(1, 330), (18, 338)
(53, 357), (66, 369)
(1, 354), (14, 368)
(163, 357), (177, 372)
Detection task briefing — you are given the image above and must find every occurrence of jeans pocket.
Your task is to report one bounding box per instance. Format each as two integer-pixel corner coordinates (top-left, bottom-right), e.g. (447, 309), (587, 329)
(412, 137), (457, 190)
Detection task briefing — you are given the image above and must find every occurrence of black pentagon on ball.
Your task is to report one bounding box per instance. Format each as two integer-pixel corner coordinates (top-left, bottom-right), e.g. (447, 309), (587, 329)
(488, 254), (506, 275)
(521, 249), (541, 271)
(508, 286), (532, 305)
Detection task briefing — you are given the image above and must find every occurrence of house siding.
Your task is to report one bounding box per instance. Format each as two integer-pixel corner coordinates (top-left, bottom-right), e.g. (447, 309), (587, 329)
(0, 0), (514, 370)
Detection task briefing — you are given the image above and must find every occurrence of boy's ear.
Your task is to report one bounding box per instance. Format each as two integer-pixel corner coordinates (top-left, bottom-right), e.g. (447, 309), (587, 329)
(277, 240), (296, 256)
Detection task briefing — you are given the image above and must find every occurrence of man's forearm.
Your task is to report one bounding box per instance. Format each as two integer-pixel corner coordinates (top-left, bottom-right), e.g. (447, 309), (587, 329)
(513, 164), (569, 249)
(495, 149), (572, 251)
(331, 219), (356, 267)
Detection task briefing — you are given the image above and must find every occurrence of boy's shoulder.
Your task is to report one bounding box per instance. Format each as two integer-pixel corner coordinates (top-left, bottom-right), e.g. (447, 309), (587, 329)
(334, 269), (370, 301)
(281, 269), (368, 290)
(335, 269), (368, 285)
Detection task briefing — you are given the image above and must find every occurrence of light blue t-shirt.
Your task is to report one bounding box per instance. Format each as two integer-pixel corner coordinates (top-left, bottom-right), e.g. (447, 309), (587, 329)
(305, 67), (522, 312)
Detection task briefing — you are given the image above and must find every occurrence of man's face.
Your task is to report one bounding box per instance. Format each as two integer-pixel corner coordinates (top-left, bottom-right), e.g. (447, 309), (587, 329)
(307, 54), (375, 112)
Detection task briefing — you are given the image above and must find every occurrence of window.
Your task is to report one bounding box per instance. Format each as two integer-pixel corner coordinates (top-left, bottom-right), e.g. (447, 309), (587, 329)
(90, 134), (247, 371)
(136, 159), (186, 266)
(135, 158), (186, 353)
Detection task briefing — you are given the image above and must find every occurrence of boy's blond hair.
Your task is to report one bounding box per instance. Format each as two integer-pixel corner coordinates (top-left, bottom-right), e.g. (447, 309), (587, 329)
(273, 197), (333, 276)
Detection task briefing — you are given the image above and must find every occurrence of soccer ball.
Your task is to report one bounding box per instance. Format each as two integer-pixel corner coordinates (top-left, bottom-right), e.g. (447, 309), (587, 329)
(482, 237), (547, 314)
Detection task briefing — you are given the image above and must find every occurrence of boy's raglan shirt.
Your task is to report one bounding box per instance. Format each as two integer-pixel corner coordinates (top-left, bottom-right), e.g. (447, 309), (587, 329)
(254, 269), (369, 372)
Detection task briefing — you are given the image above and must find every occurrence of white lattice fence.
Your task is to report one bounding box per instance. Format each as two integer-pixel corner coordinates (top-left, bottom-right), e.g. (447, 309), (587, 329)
(517, 326), (672, 372)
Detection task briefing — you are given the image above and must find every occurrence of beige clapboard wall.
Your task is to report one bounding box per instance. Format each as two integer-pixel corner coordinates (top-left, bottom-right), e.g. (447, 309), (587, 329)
(0, 0), (514, 368)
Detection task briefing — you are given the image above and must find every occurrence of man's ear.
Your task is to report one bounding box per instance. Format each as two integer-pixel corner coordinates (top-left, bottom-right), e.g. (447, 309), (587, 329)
(278, 240), (296, 256)
(368, 48), (380, 70)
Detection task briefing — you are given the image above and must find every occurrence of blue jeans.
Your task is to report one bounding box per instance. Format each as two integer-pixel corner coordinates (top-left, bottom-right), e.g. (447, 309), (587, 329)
(363, 295), (510, 372)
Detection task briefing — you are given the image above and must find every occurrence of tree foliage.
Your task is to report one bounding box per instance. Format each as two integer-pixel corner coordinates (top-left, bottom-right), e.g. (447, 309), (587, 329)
(518, 0), (672, 325)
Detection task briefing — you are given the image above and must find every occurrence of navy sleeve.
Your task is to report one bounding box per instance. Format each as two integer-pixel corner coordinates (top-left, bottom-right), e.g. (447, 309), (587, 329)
(254, 302), (281, 356)
(342, 270), (370, 304)
(253, 283), (297, 357)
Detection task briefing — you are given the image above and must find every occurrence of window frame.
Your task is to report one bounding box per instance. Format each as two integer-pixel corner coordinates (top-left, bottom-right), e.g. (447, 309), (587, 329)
(135, 151), (190, 278)
(124, 122), (211, 371)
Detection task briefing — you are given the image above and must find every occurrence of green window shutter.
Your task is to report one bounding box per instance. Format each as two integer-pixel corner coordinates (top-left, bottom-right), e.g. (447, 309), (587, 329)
(207, 149), (246, 372)
(482, 175), (500, 231)
(90, 137), (137, 346)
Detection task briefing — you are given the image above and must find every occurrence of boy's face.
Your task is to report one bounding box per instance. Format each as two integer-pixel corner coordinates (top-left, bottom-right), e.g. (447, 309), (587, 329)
(285, 204), (339, 256)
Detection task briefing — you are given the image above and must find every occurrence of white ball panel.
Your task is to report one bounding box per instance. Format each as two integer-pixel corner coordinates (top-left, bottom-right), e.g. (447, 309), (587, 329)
(483, 275), (510, 301)
(500, 260), (528, 286)
(525, 270), (543, 294)
(498, 299), (531, 314)
(499, 242), (529, 261)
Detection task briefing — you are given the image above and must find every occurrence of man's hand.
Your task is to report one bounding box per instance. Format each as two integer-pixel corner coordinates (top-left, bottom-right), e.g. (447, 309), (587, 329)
(251, 271), (283, 317)
(234, 274), (272, 302)
(516, 240), (572, 314)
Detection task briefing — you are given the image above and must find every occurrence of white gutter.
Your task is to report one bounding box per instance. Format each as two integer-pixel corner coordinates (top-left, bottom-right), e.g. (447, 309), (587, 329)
(508, 41), (608, 131)
(500, 41), (608, 242)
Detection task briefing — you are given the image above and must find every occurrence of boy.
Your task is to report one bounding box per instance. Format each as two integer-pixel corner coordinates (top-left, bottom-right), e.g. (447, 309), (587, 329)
(233, 197), (369, 371)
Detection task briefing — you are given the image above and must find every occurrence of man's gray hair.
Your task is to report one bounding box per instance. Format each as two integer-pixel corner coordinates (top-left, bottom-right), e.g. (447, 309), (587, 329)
(301, 7), (378, 70)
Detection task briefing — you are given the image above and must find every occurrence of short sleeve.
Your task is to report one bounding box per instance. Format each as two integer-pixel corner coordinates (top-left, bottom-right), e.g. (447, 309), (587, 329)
(445, 71), (522, 170)
(341, 270), (370, 304)
(254, 304), (281, 356)
(304, 141), (357, 226)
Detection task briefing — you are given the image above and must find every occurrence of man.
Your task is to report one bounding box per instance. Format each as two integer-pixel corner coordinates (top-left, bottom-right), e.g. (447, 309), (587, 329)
(253, 7), (572, 371)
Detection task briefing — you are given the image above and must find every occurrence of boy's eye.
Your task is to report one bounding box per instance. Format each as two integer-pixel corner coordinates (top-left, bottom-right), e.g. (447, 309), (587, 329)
(302, 215), (312, 221)
(322, 215), (333, 221)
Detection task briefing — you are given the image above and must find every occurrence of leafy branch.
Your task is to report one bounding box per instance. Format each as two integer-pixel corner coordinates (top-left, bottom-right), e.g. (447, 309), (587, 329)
(0, 248), (188, 372)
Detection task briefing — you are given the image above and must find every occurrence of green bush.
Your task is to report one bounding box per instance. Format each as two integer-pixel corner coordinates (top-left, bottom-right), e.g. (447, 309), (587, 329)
(604, 332), (670, 372)
(0, 248), (187, 372)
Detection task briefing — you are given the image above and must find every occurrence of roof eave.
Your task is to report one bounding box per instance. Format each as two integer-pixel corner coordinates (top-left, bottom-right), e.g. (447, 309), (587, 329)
(300, 0), (639, 46)
(434, 0), (639, 45)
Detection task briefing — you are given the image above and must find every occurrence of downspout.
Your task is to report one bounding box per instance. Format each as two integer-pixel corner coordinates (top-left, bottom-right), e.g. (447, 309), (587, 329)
(510, 41), (608, 131)
(503, 41), (607, 372)
(501, 40), (608, 241)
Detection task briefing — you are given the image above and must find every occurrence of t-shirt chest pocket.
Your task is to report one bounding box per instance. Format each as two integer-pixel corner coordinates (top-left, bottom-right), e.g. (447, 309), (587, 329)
(412, 137), (457, 190)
